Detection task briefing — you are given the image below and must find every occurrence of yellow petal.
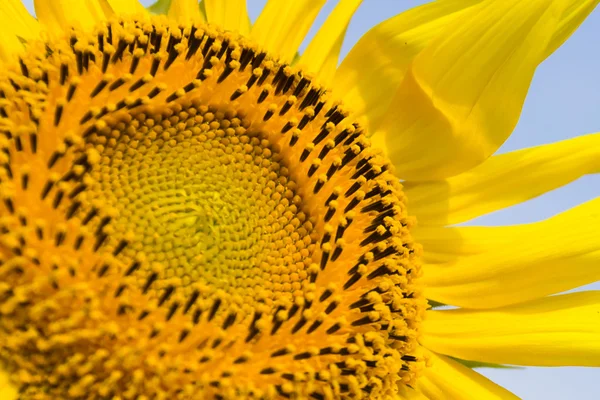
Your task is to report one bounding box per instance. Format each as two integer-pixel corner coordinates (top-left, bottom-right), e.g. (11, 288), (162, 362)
(417, 197), (600, 308)
(333, 0), (482, 133)
(421, 291), (600, 367)
(416, 351), (519, 400)
(298, 0), (363, 84)
(545, 0), (600, 57)
(0, 20), (26, 63)
(370, 0), (595, 181)
(405, 133), (600, 226)
(0, 0), (41, 62)
(148, 0), (172, 14)
(106, 0), (148, 16)
(251, 0), (326, 63)
(396, 385), (429, 400)
(34, 0), (114, 36)
(168, 0), (205, 23)
(0, 0), (41, 39)
(0, 367), (17, 400)
(204, 0), (250, 35)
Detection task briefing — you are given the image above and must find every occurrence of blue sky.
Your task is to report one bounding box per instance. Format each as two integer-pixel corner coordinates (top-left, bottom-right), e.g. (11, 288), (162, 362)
(22, 0), (600, 398)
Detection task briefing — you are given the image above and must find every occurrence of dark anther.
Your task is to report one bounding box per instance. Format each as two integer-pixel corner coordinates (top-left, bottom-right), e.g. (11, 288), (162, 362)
(298, 115), (311, 130)
(343, 273), (362, 290)
(54, 105), (64, 127)
(351, 316), (373, 326)
(260, 368), (276, 375)
(258, 88), (269, 103)
(263, 109), (274, 121)
(320, 251), (329, 271)
(183, 290), (200, 314)
(90, 79), (109, 97)
(345, 181), (362, 198)
(142, 272), (158, 294)
(270, 348), (290, 357)
(165, 302), (179, 321)
(291, 317), (308, 334)
(60, 63), (69, 85)
(93, 233), (107, 252)
(313, 180), (325, 194)
(293, 352), (312, 360)
(349, 298), (370, 310)
(326, 323), (341, 334)
(293, 78), (310, 96)
(157, 286), (175, 306)
(300, 149), (311, 162)
(331, 246), (343, 262)
(325, 301), (338, 314)
(208, 298), (221, 321)
(305, 319), (323, 334)
(222, 312), (237, 330)
(150, 58), (161, 76)
(129, 77), (147, 92)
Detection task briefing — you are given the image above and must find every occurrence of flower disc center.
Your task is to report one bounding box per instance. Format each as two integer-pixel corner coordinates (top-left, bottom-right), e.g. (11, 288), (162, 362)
(0, 17), (424, 399)
(88, 104), (315, 302)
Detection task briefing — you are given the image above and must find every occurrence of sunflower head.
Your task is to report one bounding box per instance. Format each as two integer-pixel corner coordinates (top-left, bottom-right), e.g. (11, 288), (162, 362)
(0, 7), (425, 399)
(1, 0), (599, 399)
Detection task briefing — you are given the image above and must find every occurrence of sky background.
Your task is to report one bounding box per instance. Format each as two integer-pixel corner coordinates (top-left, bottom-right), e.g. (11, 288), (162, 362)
(22, 0), (600, 398)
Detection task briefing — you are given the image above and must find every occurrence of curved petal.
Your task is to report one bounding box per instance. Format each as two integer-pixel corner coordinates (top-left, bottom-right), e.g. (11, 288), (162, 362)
(167, 0), (205, 23)
(415, 351), (519, 400)
(0, 20), (24, 63)
(370, 0), (598, 181)
(298, 0), (363, 84)
(205, 0), (251, 35)
(333, 0), (482, 132)
(405, 133), (600, 226)
(34, 0), (114, 36)
(106, 0), (148, 16)
(545, 0), (600, 57)
(421, 291), (600, 367)
(0, 0), (40, 39)
(417, 197), (600, 308)
(0, 1), (40, 62)
(250, 0), (326, 63)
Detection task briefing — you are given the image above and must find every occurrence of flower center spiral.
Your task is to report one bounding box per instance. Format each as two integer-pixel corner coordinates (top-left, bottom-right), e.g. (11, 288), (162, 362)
(89, 104), (316, 303)
(0, 16), (424, 399)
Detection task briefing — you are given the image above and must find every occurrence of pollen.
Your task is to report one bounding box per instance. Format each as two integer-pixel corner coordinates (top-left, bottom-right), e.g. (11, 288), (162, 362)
(0, 16), (424, 399)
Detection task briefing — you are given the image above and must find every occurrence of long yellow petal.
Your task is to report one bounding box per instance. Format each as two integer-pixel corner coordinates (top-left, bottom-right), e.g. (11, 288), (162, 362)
(0, 0), (41, 62)
(298, 0), (363, 84)
(0, 19), (25, 63)
(396, 385), (429, 400)
(415, 351), (519, 400)
(148, 0), (172, 14)
(333, 0), (481, 132)
(168, 0), (205, 23)
(417, 197), (600, 308)
(370, 0), (597, 181)
(106, 0), (148, 16)
(405, 133), (600, 226)
(250, 0), (326, 64)
(34, 0), (114, 36)
(204, 0), (250, 35)
(0, 367), (17, 400)
(0, 0), (40, 39)
(421, 291), (600, 367)
(545, 0), (599, 57)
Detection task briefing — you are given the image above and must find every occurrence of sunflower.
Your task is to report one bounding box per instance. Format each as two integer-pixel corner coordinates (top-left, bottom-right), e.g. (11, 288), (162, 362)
(0, 0), (598, 398)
